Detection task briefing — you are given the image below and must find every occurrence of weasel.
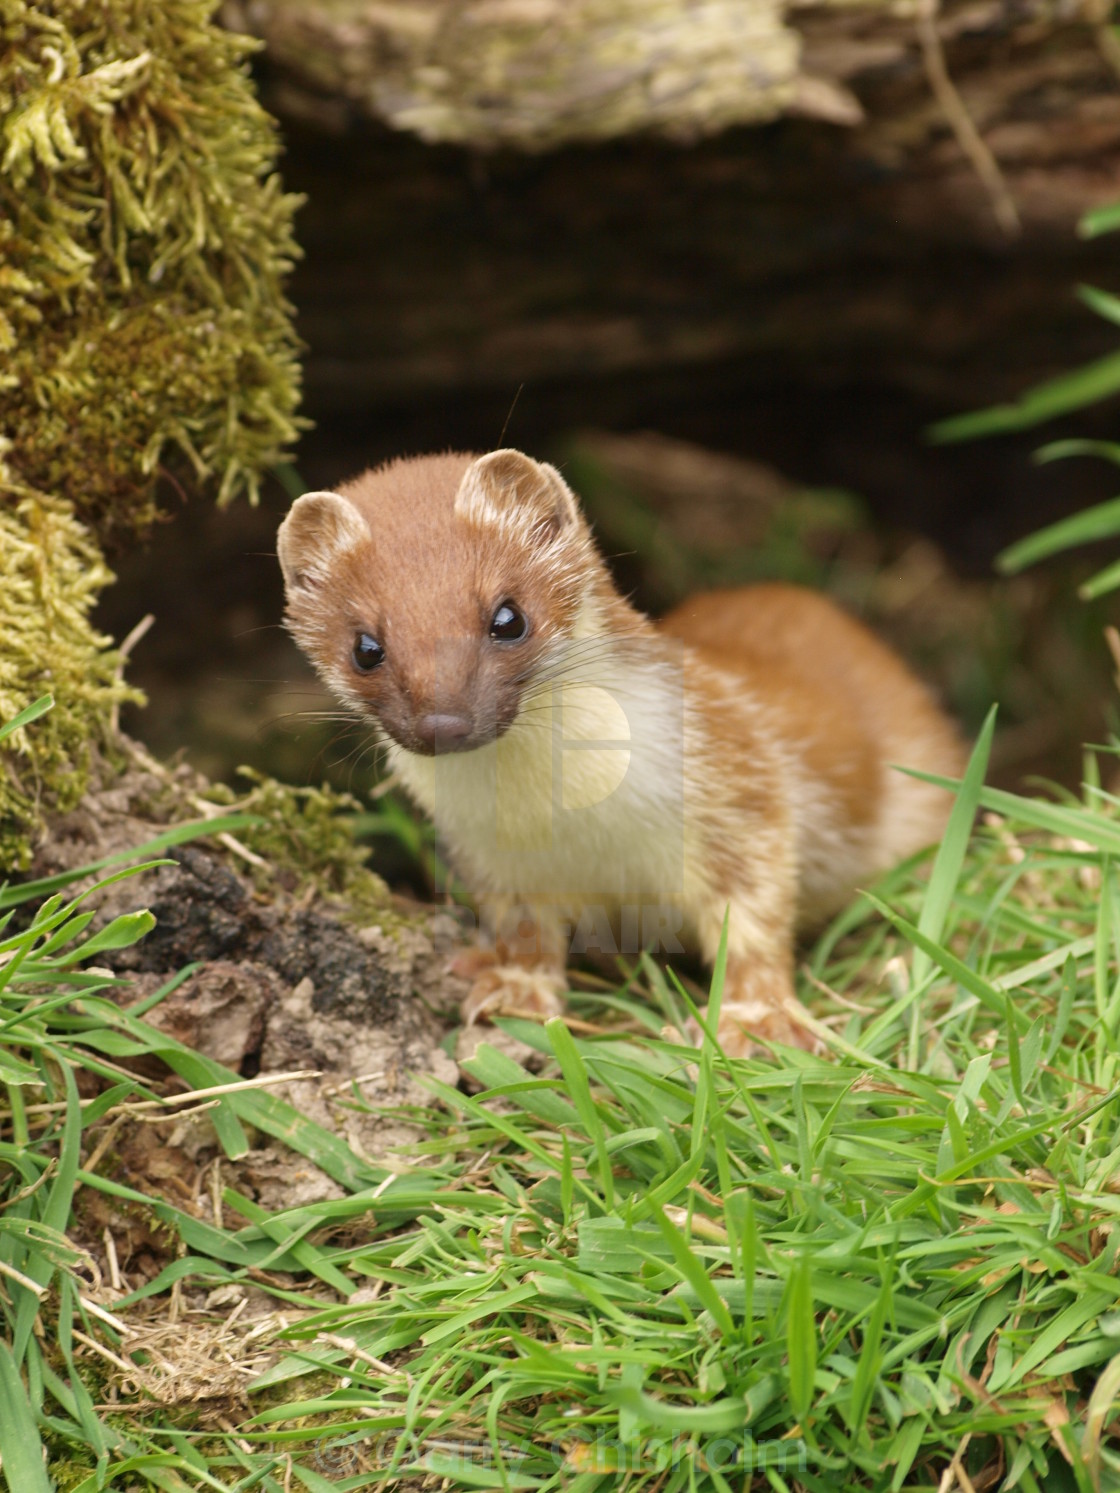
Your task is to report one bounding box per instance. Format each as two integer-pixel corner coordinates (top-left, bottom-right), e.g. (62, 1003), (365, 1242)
(277, 448), (964, 1053)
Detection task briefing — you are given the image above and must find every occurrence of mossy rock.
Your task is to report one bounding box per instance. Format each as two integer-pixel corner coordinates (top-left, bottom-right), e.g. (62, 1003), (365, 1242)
(0, 498), (140, 868)
(206, 768), (392, 920)
(0, 0), (305, 543)
(0, 0), (305, 864)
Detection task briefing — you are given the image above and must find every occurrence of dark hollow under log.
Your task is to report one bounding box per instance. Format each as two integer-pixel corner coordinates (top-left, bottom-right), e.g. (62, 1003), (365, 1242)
(271, 103), (1120, 569)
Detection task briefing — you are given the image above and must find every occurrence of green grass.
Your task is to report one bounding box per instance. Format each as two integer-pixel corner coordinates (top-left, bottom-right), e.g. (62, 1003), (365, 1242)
(928, 198), (1120, 606)
(6, 704), (1120, 1488)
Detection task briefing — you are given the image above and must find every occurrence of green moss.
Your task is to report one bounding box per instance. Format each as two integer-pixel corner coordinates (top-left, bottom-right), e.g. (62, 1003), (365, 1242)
(207, 769), (392, 919)
(0, 0), (306, 866)
(0, 498), (141, 868)
(0, 0), (305, 543)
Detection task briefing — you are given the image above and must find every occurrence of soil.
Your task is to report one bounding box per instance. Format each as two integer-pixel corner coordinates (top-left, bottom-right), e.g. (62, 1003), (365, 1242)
(30, 745), (464, 1279)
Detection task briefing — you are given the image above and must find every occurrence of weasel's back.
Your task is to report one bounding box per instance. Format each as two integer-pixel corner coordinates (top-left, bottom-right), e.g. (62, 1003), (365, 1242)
(661, 582), (960, 772)
(661, 583), (965, 915)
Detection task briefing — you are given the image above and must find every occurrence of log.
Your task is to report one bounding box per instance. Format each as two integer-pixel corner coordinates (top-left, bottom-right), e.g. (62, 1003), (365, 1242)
(223, 0), (835, 146)
(275, 105), (1120, 417)
(220, 0), (1120, 404)
(223, 0), (1117, 180)
(219, 0), (1120, 563)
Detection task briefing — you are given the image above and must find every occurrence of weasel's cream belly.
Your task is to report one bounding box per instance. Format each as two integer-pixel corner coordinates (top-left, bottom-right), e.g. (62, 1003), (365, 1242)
(388, 668), (698, 905)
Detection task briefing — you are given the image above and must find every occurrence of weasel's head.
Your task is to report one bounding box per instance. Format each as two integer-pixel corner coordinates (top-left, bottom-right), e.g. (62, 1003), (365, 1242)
(277, 448), (601, 755)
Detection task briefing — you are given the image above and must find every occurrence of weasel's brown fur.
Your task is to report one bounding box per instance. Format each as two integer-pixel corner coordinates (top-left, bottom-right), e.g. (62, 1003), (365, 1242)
(278, 448), (964, 1053)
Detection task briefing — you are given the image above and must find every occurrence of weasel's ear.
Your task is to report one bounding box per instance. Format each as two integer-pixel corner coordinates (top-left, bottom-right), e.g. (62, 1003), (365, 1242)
(455, 449), (579, 538)
(277, 492), (368, 595)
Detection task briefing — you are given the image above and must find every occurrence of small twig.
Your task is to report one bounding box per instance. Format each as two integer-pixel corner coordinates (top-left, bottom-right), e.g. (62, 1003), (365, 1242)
(938, 1431), (978, 1493)
(216, 1413), (256, 1456)
(79, 1073), (316, 1185)
(209, 1156), (224, 1229)
(0, 1258), (47, 1298)
(83, 1115), (126, 1178)
(170, 1248), (183, 1326)
(102, 1227), (122, 1294)
(185, 788), (269, 868)
(801, 967), (876, 1015)
(116, 1069), (321, 1111)
(82, 1072), (321, 1137)
(221, 1296), (249, 1335)
(1104, 625), (1120, 695)
(917, 0), (1019, 237)
(78, 1294), (131, 1336)
(72, 1327), (138, 1376)
(321, 1069), (386, 1101)
(208, 827), (268, 869)
(0, 1160), (56, 1211)
(123, 736), (268, 868)
(110, 613), (156, 735)
(130, 1099), (221, 1124)
(315, 1331), (411, 1382)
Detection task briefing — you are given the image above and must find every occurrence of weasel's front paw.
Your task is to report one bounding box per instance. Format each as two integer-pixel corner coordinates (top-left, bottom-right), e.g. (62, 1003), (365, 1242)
(447, 946), (502, 981)
(461, 965), (568, 1027)
(713, 998), (820, 1057)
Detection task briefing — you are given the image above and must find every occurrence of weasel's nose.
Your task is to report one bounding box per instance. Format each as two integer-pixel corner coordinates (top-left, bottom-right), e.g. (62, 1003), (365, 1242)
(415, 712), (474, 752)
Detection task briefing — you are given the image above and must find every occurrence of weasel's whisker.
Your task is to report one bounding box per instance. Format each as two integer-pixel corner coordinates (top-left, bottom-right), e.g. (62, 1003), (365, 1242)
(345, 735), (387, 792)
(307, 724), (376, 779)
(232, 624), (287, 639)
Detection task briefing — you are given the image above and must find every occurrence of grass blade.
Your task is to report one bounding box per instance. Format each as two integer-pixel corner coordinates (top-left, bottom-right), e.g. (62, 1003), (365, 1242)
(1079, 555), (1120, 600)
(0, 814), (264, 910)
(0, 695), (54, 745)
(0, 1341), (51, 1493)
(929, 349), (1120, 442)
(1034, 439), (1120, 466)
(1081, 200), (1120, 237)
(787, 1259), (817, 1426)
(996, 496), (1120, 576)
(909, 704), (994, 992)
(546, 1018), (615, 1208)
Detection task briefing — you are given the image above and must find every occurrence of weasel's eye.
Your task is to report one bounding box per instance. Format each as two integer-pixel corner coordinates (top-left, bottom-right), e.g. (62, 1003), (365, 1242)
(352, 632), (384, 672)
(489, 602), (528, 642)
